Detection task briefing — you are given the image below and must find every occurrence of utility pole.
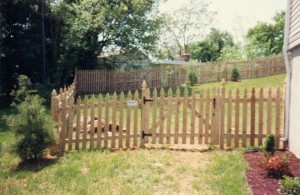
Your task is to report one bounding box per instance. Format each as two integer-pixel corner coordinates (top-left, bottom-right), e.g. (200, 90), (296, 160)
(41, 0), (46, 83)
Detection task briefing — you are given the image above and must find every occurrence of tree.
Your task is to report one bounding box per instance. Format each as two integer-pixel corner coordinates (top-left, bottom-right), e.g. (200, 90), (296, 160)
(245, 11), (285, 58)
(189, 28), (234, 62)
(54, 0), (163, 84)
(160, 0), (216, 58)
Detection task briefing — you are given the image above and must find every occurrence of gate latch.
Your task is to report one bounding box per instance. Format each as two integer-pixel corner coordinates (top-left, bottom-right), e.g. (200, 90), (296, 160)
(143, 96), (153, 104)
(142, 131), (152, 139)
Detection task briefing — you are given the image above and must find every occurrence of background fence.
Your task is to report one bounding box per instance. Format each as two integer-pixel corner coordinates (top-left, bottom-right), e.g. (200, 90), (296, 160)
(51, 79), (287, 152)
(75, 54), (285, 94)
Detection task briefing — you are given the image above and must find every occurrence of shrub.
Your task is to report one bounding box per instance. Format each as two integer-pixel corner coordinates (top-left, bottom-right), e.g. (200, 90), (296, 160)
(188, 70), (198, 86)
(260, 154), (291, 178)
(263, 134), (275, 156)
(231, 67), (240, 82)
(279, 176), (300, 195)
(10, 75), (32, 106)
(6, 95), (58, 161)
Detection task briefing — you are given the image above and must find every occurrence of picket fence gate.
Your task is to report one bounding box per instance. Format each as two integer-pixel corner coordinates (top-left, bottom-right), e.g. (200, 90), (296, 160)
(51, 79), (287, 153)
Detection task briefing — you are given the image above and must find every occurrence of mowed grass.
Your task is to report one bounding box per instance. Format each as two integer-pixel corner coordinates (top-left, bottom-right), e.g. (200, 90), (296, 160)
(0, 148), (249, 195)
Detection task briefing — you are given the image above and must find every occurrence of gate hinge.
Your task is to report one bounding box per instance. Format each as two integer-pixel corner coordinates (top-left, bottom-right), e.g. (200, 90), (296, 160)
(142, 131), (152, 139)
(143, 96), (153, 104)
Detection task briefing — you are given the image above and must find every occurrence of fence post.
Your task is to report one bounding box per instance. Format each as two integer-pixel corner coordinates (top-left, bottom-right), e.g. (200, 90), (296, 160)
(220, 79), (225, 149)
(141, 80), (149, 147)
(51, 89), (57, 121)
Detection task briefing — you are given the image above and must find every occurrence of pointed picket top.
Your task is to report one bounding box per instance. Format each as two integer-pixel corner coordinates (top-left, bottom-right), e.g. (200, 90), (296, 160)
(168, 88), (172, 97)
(268, 88), (272, 97)
(59, 88), (63, 94)
(77, 96), (81, 104)
(160, 88), (165, 98)
(276, 87), (281, 96)
(105, 93), (110, 102)
(228, 88), (232, 97)
(142, 80), (147, 91)
(127, 90), (132, 99)
(153, 88), (158, 98)
(243, 88), (248, 97)
(98, 93), (102, 102)
(221, 78), (226, 87)
(134, 90), (139, 100)
(84, 95), (88, 104)
(259, 88), (263, 97)
(64, 86), (67, 92)
(120, 91), (124, 100)
(236, 88), (240, 97)
(184, 87), (188, 98)
(113, 92), (117, 101)
(52, 89), (57, 97)
(251, 88), (255, 97)
(176, 87), (180, 97)
(91, 94), (95, 103)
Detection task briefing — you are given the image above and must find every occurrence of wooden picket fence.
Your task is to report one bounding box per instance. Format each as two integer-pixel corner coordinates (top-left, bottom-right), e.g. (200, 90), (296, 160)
(51, 79), (287, 152)
(75, 54), (285, 94)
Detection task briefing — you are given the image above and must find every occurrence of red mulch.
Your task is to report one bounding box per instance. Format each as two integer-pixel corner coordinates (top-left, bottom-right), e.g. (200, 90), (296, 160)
(244, 150), (300, 195)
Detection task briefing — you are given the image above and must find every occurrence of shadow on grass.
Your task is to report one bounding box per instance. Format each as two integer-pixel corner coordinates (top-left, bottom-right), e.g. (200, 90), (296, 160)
(15, 157), (58, 173)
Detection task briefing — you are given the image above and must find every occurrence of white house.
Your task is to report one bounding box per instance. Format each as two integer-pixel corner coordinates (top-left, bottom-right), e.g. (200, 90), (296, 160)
(283, 0), (300, 158)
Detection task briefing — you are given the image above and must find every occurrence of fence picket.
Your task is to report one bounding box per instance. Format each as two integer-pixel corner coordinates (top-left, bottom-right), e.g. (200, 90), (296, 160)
(83, 95), (88, 150)
(75, 96), (81, 150)
(126, 91), (132, 148)
(242, 89), (248, 147)
(159, 88), (165, 144)
(235, 89), (240, 148)
(90, 95), (95, 149)
(152, 88), (158, 144)
(198, 88), (204, 144)
(68, 97), (74, 151)
(119, 92), (124, 148)
(182, 88), (188, 144)
(275, 88), (281, 148)
(227, 89), (232, 148)
(104, 93), (110, 148)
(267, 88), (272, 134)
(174, 88), (180, 144)
(167, 88), (172, 144)
(190, 89), (196, 144)
(220, 80), (225, 149)
(250, 88), (256, 146)
(134, 90), (139, 147)
(111, 92), (117, 149)
(97, 94), (103, 148)
(258, 88), (263, 145)
(204, 89), (210, 144)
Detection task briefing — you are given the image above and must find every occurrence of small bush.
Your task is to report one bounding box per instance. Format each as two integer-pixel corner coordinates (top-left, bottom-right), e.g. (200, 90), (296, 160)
(279, 176), (300, 195)
(188, 71), (198, 86)
(263, 134), (275, 156)
(10, 75), (32, 106)
(260, 154), (291, 178)
(6, 95), (58, 161)
(231, 67), (240, 82)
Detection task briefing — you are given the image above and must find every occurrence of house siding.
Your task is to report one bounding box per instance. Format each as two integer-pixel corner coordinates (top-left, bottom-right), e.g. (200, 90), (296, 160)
(288, 0), (300, 50)
(289, 45), (300, 158)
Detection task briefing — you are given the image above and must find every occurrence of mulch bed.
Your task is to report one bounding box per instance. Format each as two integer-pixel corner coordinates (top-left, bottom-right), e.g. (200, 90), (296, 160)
(244, 150), (300, 195)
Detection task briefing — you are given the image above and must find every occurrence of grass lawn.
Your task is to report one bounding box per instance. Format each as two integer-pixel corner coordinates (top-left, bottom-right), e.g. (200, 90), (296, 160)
(0, 148), (249, 194)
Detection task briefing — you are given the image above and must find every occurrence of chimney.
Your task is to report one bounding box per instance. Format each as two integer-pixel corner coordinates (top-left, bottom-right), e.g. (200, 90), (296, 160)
(180, 52), (190, 62)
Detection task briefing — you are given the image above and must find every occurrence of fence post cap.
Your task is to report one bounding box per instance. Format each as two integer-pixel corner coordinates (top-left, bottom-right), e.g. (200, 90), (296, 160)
(52, 89), (57, 97)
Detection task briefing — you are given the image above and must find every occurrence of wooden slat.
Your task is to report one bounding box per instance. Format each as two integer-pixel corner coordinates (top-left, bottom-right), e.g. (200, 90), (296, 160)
(126, 91), (132, 148)
(82, 95), (88, 150)
(182, 88), (188, 144)
(97, 94), (103, 148)
(198, 88), (204, 144)
(242, 89), (248, 147)
(167, 88), (172, 144)
(104, 93), (110, 148)
(267, 88), (272, 134)
(190, 89), (196, 144)
(250, 88), (256, 146)
(211, 89), (217, 145)
(75, 96), (81, 150)
(111, 93), (117, 149)
(204, 89), (210, 144)
(235, 89), (240, 148)
(220, 81), (225, 149)
(119, 92), (124, 148)
(134, 90), (139, 147)
(68, 97), (74, 151)
(227, 89), (232, 148)
(159, 88), (165, 144)
(60, 98), (67, 152)
(258, 88), (263, 145)
(151, 88), (158, 144)
(90, 95), (95, 149)
(275, 88), (281, 148)
(174, 88), (180, 144)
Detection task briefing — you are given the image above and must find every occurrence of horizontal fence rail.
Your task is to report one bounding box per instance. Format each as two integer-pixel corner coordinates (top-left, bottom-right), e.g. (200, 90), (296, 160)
(75, 54), (285, 94)
(51, 79), (287, 152)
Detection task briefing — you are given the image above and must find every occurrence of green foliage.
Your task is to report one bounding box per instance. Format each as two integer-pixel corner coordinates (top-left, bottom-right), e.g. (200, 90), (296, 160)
(10, 75), (32, 106)
(245, 11), (285, 58)
(231, 67), (240, 82)
(188, 70), (198, 86)
(279, 176), (300, 195)
(263, 134), (275, 156)
(260, 154), (291, 178)
(219, 44), (243, 61)
(189, 28), (234, 62)
(5, 95), (57, 161)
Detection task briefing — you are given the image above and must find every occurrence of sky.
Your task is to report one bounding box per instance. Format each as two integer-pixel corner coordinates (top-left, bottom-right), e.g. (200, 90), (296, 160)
(159, 0), (287, 43)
